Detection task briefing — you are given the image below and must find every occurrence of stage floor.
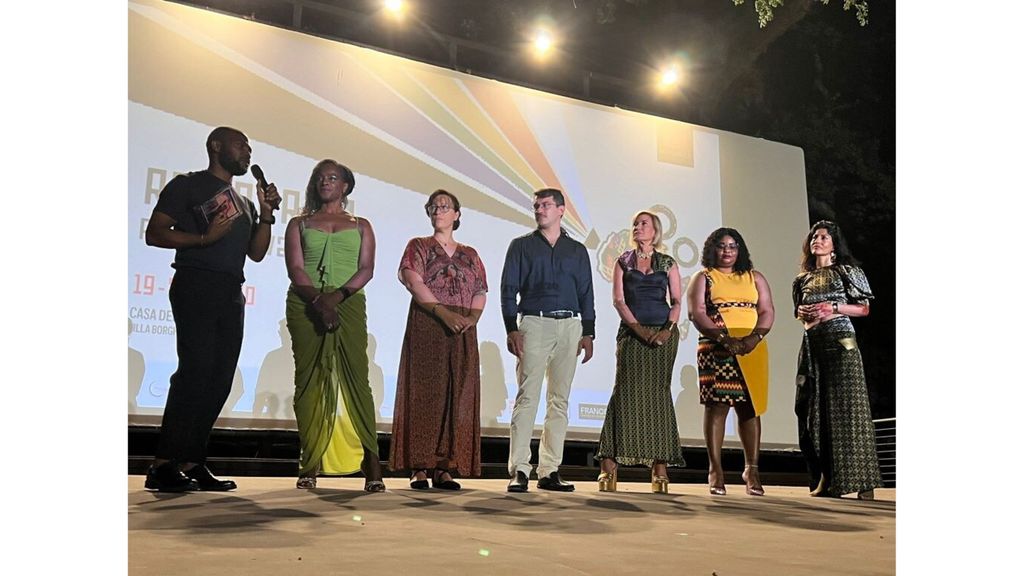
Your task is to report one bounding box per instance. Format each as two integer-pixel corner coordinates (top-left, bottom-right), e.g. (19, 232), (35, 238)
(129, 476), (895, 575)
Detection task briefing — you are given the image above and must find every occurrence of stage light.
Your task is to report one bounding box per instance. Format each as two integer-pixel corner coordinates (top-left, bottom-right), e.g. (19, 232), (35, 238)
(533, 30), (554, 57)
(653, 57), (688, 95)
(660, 67), (680, 87)
(384, 0), (405, 17)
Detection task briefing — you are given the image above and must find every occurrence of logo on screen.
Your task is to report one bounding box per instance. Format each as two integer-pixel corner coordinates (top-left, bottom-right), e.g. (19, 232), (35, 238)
(578, 403), (607, 420)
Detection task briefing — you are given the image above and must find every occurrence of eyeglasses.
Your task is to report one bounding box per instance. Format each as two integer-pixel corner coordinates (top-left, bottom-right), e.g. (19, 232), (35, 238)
(426, 204), (454, 215)
(716, 243), (739, 251)
(318, 174), (341, 183)
(533, 201), (558, 211)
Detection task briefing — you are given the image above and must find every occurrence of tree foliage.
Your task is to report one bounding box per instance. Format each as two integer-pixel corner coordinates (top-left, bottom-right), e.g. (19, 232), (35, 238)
(733, 0), (868, 28)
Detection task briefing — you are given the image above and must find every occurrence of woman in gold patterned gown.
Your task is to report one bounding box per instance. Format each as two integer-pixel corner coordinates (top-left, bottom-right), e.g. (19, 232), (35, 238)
(686, 227), (774, 496)
(793, 220), (882, 499)
(283, 159), (384, 492)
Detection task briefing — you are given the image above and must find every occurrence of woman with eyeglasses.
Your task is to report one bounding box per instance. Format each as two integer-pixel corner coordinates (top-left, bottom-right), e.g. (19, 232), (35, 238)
(686, 227), (775, 496)
(595, 211), (686, 494)
(283, 160), (385, 492)
(389, 190), (487, 490)
(793, 220), (882, 499)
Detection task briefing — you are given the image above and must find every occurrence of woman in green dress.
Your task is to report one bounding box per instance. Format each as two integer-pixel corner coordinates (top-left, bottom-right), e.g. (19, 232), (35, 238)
(283, 159), (384, 492)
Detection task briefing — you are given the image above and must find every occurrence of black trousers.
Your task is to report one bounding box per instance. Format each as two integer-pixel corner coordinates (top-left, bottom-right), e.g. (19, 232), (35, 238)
(156, 268), (245, 463)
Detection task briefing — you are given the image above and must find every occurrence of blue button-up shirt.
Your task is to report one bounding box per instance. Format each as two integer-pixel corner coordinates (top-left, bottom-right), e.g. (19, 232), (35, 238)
(500, 228), (596, 338)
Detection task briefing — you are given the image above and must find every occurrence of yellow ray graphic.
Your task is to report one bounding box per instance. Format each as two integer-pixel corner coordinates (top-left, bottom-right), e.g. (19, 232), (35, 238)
(128, 5), (534, 229)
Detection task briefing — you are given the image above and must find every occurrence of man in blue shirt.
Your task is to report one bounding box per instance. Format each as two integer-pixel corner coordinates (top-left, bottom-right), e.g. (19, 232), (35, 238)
(501, 188), (595, 492)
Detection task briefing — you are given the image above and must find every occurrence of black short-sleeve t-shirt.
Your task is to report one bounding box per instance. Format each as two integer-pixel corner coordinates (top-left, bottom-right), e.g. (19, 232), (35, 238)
(152, 170), (258, 282)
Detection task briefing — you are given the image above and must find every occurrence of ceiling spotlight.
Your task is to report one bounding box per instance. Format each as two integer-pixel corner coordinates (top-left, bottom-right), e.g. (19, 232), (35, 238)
(384, 0), (405, 16)
(533, 30), (554, 57)
(660, 67), (680, 87)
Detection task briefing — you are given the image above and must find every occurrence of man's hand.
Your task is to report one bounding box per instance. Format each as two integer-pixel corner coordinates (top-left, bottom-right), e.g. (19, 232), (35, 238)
(507, 331), (525, 358)
(257, 181), (282, 214)
(204, 211), (234, 245)
(577, 336), (594, 364)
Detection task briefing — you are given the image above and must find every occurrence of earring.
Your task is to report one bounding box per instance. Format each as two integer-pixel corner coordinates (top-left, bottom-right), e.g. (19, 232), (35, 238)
(830, 251), (836, 263)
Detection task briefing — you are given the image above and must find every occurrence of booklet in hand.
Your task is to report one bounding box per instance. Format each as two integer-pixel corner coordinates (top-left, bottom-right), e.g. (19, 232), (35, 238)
(193, 187), (242, 232)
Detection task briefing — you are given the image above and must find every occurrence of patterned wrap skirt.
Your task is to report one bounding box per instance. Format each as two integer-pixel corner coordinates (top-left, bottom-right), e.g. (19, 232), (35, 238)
(795, 316), (883, 496)
(389, 303), (482, 477)
(596, 324), (685, 467)
(697, 331), (769, 416)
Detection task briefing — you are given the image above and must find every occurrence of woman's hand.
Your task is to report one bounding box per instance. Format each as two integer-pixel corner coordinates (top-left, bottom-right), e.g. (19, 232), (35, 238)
(735, 334), (762, 355)
(319, 306), (340, 331)
(650, 328), (673, 347)
(797, 303), (819, 322)
(628, 323), (656, 344)
(435, 306), (467, 334)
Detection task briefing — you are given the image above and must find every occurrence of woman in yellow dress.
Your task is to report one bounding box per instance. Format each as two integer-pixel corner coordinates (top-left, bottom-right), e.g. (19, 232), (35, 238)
(686, 227), (774, 496)
(283, 159), (384, 491)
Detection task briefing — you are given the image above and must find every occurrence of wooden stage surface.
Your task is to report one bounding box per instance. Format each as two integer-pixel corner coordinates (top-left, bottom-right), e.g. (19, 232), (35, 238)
(129, 476), (895, 575)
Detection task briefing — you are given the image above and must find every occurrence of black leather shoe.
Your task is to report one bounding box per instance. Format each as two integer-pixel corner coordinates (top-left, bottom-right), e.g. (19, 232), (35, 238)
(506, 471), (529, 493)
(183, 465), (237, 491)
(536, 471), (575, 492)
(145, 462), (198, 493)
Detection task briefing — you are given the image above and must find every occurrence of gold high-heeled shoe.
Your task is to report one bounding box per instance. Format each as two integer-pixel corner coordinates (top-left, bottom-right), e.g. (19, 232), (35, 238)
(651, 475), (670, 494)
(708, 471), (726, 495)
(597, 467), (618, 492)
(743, 465), (765, 496)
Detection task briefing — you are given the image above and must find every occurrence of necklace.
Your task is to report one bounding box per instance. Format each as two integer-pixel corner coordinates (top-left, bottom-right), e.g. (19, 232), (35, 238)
(638, 250), (653, 260)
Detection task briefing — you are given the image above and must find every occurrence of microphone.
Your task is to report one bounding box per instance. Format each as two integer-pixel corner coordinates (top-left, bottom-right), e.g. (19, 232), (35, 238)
(251, 164), (269, 189)
(251, 164), (281, 210)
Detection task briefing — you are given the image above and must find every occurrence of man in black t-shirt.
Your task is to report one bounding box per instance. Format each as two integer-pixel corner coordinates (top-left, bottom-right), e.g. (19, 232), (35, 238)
(143, 127), (281, 492)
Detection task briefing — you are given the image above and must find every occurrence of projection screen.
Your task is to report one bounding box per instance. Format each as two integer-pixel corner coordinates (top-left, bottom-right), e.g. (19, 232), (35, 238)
(127, 0), (809, 448)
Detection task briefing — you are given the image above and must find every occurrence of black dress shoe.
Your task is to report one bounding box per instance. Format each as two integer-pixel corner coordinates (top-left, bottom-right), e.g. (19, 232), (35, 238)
(183, 465), (237, 491)
(145, 462), (198, 493)
(536, 471), (575, 492)
(507, 471), (529, 493)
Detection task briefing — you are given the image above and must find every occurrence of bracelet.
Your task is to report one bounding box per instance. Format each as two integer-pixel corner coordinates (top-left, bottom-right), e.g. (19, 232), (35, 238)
(832, 301), (840, 314)
(338, 287), (353, 300)
(430, 303), (441, 315)
(311, 294), (322, 306)
(753, 332), (764, 341)
(660, 321), (675, 332)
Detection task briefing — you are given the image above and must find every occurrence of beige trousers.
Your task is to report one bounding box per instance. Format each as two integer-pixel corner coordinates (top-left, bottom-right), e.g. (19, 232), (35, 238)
(507, 315), (583, 478)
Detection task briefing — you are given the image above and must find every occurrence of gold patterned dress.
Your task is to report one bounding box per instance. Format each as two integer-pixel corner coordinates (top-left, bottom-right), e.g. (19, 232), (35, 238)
(792, 264), (882, 496)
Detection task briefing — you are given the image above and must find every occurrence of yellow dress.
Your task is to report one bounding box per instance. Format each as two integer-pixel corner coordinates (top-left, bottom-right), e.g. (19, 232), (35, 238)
(699, 268), (770, 415)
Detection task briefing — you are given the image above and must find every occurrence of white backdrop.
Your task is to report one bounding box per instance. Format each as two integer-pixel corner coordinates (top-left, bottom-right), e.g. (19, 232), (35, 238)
(127, 0), (807, 446)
